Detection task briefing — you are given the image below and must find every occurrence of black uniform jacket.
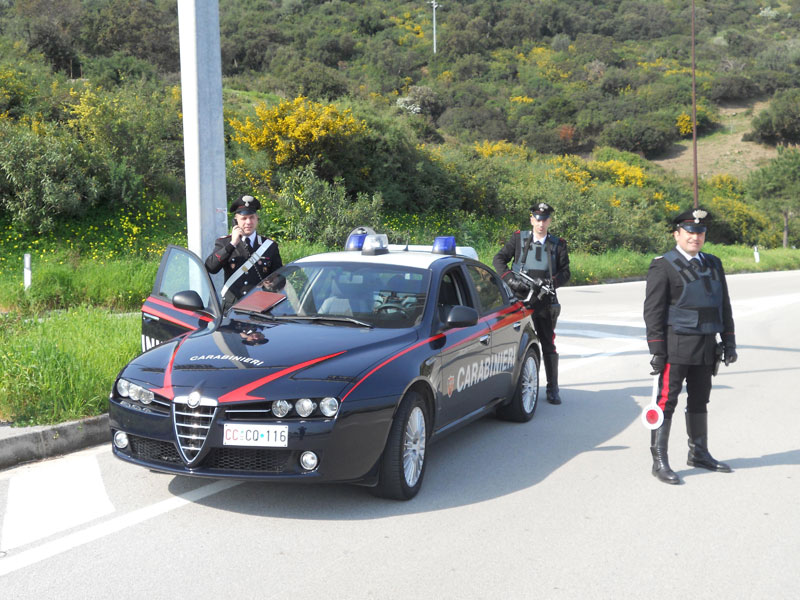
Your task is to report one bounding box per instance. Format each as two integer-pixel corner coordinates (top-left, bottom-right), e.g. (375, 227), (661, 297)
(492, 230), (570, 304)
(643, 251), (735, 365)
(205, 234), (282, 300)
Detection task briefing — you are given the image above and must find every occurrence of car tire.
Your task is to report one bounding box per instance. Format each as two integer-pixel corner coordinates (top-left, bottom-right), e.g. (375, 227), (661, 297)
(373, 391), (428, 500)
(497, 347), (539, 422)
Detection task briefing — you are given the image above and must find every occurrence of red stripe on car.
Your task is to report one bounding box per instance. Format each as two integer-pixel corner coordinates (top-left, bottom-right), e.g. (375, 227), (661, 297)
(217, 351), (347, 403)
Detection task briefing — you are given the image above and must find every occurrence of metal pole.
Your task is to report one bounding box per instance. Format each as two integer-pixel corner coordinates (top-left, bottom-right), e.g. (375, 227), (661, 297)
(691, 0), (699, 208)
(177, 0), (228, 261)
(430, 1), (439, 55)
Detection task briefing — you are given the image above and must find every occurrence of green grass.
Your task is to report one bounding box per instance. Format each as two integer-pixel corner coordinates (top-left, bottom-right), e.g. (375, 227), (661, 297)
(0, 309), (140, 425)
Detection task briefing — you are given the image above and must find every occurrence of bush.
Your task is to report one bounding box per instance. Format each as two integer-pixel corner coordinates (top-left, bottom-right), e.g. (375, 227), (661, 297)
(598, 114), (678, 157)
(746, 88), (800, 145)
(707, 196), (778, 246)
(0, 120), (99, 232)
(276, 166), (383, 247)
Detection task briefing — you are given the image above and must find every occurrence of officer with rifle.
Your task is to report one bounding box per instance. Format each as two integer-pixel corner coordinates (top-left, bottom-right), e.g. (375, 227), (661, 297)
(643, 208), (737, 485)
(494, 202), (571, 404)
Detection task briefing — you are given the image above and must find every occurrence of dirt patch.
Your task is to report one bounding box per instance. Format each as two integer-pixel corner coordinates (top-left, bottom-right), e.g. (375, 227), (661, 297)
(650, 98), (777, 179)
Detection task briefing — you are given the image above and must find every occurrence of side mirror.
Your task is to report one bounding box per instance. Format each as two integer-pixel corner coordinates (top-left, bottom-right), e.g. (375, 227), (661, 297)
(172, 290), (205, 312)
(445, 305), (479, 328)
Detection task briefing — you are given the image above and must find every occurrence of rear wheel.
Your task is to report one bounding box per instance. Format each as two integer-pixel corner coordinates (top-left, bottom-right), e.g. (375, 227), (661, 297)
(497, 347), (539, 422)
(373, 391), (428, 500)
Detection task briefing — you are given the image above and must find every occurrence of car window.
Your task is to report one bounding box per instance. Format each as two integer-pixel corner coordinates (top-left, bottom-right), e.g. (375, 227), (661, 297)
(238, 263), (430, 328)
(466, 264), (506, 314)
(436, 268), (472, 321)
(155, 247), (214, 309)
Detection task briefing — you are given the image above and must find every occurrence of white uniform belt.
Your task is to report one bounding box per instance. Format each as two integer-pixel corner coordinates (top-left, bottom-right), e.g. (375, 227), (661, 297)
(220, 239), (273, 299)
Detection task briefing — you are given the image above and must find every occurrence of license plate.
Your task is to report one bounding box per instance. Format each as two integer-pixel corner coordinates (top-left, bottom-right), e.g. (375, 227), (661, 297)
(223, 424), (288, 447)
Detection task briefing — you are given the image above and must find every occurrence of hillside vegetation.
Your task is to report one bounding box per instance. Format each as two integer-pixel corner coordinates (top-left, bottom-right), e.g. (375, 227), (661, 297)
(1, 0), (799, 263)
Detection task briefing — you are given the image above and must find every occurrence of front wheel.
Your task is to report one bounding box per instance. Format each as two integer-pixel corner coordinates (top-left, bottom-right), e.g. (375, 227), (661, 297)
(497, 347), (539, 422)
(373, 391), (428, 500)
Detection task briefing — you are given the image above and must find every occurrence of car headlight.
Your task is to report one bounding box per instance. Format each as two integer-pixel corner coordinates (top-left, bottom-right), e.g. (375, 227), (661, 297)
(272, 399), (291, 418)
(295, 398), (316, 418)
(116, 378), (154, 405)
(319, 397), (339, 417)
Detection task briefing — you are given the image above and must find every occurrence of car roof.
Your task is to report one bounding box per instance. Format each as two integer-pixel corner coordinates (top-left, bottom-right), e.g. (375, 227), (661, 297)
(293, 247), (477, 270)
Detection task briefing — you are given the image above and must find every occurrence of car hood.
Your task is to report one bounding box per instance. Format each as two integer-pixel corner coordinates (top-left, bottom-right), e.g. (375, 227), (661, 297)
(121, 318), (420, 403)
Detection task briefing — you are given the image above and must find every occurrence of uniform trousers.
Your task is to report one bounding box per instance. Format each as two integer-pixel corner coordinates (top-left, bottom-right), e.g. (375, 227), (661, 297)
(533, 312), (556, 355)
(656, 363), (713, 418)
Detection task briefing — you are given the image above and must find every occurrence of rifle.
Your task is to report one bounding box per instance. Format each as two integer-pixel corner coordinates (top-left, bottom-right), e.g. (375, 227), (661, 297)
(516, 270), (555, 305)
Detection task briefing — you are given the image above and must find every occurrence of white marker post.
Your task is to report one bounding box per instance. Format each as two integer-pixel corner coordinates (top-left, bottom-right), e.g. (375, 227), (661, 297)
(753, 245), (760, 263)
(23, 253), (31, 290)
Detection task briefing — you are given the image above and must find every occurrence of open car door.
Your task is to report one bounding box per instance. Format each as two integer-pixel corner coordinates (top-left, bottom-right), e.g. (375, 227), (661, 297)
(140, 245), (223, 352)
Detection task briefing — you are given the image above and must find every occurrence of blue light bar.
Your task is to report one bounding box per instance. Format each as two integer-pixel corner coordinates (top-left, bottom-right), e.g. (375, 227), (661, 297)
(432, 236), (456, 255)
(345, 233), (367, 251)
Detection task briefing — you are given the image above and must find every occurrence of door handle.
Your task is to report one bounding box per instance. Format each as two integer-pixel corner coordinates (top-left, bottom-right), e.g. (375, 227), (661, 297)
(513, 322), (521, 330)
(479, 334), (490, 345)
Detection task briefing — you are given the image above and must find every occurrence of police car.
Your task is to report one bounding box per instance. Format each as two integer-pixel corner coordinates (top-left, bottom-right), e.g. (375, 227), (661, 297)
(109, 232), (541, 500)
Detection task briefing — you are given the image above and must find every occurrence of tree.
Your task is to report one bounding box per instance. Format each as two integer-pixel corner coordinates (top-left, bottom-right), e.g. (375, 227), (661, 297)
(746, 146), (800, 247)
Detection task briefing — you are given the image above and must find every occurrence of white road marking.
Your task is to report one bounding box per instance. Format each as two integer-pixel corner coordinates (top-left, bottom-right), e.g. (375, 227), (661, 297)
(0, 479), (240, 577)
(1, 453), (114, 551)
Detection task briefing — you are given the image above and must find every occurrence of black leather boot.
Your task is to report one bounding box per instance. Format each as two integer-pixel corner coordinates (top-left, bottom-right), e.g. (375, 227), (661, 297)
(651, 419), (680, 484)
(686, 412), (731, 472)
(543, 354), (561, 404)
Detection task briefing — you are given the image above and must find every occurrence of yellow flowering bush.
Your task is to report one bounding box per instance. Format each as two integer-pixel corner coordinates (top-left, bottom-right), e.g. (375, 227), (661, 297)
(229, 97), (367, 169)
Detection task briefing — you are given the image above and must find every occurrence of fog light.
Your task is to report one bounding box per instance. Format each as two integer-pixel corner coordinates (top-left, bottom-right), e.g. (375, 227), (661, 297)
(320, 397), (339, 417)
(113, 431), (129, 449)
(295, 398), (315, 417)
(272, 399), (291, 418)
(300, 451), (318, 471)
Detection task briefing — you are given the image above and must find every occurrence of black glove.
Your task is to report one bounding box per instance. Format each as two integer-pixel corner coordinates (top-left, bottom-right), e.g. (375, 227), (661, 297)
(723, 344), (737, 366)
(649, 354), (666, 376)
(502, 272), (530, 298)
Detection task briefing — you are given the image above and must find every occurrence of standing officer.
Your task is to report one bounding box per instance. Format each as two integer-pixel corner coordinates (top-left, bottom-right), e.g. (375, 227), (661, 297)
(493, 202), (570, 404)
(205, 195), (282, 308)
(643, 207), (737, 485)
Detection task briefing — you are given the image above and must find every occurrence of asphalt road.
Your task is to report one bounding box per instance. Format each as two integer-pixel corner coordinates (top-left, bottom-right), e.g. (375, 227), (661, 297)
(1, 270), (798, 599)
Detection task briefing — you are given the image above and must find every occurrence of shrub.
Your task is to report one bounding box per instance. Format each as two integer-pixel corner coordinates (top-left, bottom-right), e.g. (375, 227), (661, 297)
(0, 120), (99, 232)
(276, 166), (383, 247)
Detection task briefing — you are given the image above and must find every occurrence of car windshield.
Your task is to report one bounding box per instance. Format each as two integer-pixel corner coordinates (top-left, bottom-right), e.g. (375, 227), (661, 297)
(232, 262), (430, 329)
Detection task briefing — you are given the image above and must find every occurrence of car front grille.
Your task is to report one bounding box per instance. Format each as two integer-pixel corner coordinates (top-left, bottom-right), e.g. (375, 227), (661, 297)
(173, 397), (217, 464)
(128, 434), (182, 464)
(127, 434), (290, 473)
(203, 448), (291, 473)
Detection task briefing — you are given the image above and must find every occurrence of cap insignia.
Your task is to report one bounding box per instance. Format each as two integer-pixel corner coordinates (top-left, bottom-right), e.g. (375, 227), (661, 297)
(692, 209), (707, 223)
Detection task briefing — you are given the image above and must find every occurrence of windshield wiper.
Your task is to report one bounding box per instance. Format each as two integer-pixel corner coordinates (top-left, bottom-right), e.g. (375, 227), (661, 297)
(231, 309), (276, 321)
(278, 315), (373, 328)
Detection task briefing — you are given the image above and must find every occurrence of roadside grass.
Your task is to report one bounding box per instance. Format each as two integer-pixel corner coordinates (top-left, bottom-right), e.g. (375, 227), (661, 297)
(0, 309), (139, 426)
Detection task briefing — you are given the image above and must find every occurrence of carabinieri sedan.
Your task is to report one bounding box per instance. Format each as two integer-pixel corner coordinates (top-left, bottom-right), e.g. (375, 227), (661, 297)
(109, 233), (541, 500)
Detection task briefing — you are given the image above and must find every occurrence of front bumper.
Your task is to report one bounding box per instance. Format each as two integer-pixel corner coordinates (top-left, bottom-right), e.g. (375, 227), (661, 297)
(108, 395), (397, 483)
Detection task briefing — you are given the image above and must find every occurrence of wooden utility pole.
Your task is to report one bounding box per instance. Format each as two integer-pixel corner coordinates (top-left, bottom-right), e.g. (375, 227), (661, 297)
(691, 0), (699, 208)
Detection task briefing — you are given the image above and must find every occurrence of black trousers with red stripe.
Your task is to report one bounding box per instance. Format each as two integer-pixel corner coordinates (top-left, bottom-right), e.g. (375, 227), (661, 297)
(656, 363), (713, 418)
(533, 313), (556, 355)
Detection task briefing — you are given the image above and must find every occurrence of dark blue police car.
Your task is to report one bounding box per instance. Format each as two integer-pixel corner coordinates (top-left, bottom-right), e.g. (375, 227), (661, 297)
(109, 233), (541, 499)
